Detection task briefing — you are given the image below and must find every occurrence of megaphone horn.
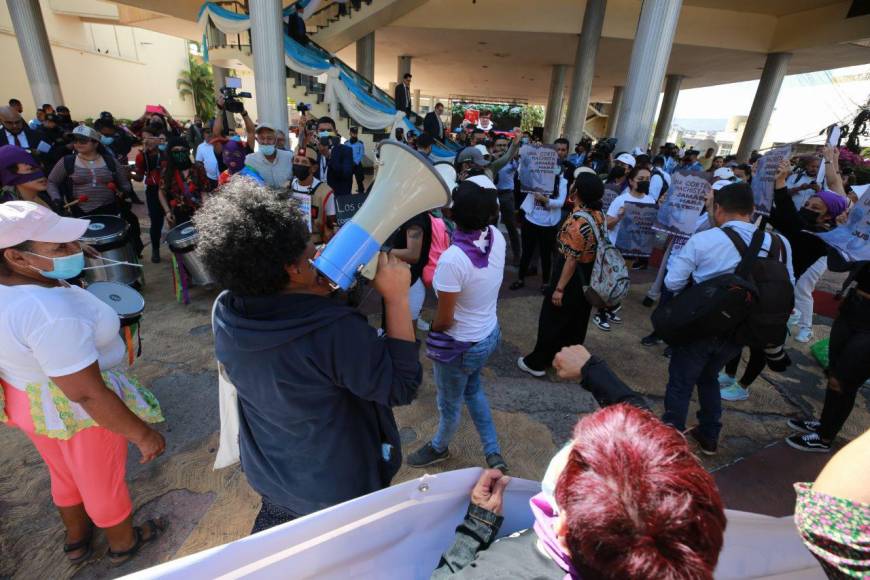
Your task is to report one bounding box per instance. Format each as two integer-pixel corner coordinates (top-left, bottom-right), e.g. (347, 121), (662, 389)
(313, 141), (452, 290)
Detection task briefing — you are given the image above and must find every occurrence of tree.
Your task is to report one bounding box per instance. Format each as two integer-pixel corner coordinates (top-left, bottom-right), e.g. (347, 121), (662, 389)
(521, 105), (545, 133)
(177, 58), (216, 121)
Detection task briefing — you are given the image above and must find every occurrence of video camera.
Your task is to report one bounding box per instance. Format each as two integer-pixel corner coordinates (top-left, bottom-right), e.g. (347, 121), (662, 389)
(220, 77), (251, 114)
(593, 137), (617, 157)
(296, 102), (312, 113)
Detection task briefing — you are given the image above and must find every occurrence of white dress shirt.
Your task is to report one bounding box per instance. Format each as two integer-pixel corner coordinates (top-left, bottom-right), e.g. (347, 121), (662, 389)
(195, 142), (220, 180)
(665, 220), (795, 292)
(520, 176), (567, 227)
(3, 129), (30, 149)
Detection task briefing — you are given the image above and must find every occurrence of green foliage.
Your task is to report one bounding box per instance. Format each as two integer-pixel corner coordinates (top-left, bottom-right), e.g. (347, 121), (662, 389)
(520, 105), (545, 132)
(177, 58), (216, 121)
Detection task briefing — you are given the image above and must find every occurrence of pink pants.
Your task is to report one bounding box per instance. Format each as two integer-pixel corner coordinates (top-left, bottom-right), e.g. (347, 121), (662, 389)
(2, 380), (132, 528)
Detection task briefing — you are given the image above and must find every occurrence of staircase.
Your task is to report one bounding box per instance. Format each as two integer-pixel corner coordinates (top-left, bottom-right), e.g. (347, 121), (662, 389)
(306, 0), (430, 53)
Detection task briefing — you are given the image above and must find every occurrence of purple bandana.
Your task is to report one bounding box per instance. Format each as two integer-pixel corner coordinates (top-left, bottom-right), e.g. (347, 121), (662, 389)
(0, 145), (44, 187)
(815, 189), (848, 220)
(530, 493), (581, 580)
(452, 226), (493, 268)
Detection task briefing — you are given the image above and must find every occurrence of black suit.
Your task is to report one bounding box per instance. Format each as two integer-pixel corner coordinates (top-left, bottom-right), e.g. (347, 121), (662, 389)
(423, 111), (444, 141)
(2, 126), (43, 155)
(287, 12), (308, 45)
(394, 83), (412, 114)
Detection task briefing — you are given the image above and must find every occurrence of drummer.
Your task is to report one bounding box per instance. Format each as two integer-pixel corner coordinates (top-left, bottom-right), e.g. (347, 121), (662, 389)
(159, 136), (212, 228)
(0, 201), (166, 565)
(0, 145), (52, 208)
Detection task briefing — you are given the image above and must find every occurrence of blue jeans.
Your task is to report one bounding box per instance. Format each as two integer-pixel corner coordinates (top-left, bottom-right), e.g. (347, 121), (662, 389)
(432, 325), (501, 456)
(662, 336), (741, 441)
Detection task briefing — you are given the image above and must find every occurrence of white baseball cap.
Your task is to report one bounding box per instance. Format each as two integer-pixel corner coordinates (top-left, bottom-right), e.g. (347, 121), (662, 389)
(632, 147), (647, 157)
(615, 153), (636, 168)
(71, 125), (100, 142)
(0, 201), (89, 249)
(711, 179), (733, 191)
(574, 166), (597, 179)
(713, 167), (735, 180)
(474, 144), (490, 158)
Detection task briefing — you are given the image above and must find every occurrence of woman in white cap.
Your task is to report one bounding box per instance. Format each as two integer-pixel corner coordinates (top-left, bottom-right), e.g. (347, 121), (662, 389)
(0, 201), (165, 565)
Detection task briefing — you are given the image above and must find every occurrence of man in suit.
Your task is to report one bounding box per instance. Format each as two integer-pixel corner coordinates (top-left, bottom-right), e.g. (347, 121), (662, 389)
(316, 116), (354, 196)
(0, 106), (47, 160)
(394, 73), (413, 115)
(423, 102), (446, 142)
(287, 3), (308, 46)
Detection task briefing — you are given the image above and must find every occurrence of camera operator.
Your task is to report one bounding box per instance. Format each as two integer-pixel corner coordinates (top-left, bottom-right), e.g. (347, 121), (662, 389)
(214, 94), (256, 149)
(315, 117), (354, 196)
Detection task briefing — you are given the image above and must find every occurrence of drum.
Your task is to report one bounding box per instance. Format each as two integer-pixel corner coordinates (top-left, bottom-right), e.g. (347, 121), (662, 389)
(79, 215), (143, 286)
(86, 282), (145, 366)
(166, 221), (214, 287)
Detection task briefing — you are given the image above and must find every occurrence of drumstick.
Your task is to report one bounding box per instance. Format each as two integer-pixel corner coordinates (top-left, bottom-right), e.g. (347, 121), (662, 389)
(63, 195), (89, 209)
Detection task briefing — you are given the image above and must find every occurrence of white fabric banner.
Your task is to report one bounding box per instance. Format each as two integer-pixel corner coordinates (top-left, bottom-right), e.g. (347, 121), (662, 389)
(197, 3), (252, 34)
(324, 67), (405, 131)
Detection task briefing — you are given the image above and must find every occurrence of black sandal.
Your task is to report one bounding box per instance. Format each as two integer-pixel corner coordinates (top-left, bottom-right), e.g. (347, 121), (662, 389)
(108, 518), (167, 567)
(509, 280), (525, 290)
(63, 527), (94, 564)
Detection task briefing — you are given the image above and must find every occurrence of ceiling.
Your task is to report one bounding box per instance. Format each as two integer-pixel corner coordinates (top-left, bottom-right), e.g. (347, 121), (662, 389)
(681, 0), (842, 16)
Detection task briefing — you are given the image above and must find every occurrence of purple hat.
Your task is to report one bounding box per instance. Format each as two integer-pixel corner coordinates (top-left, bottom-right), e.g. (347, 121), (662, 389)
(0, 145), (45, 187)
(815, 189), (848, 219)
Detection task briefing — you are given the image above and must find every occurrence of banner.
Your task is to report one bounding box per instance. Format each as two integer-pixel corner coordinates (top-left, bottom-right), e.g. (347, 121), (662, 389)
(335, 193), (368, 226)
(752, 145), (792, 216)
(602, 183), (623, 214)
(518, 144), (558, 194)
(615, 202), (659, 257)
(653, 171), (711, 238)
(813, 192), (870, 262)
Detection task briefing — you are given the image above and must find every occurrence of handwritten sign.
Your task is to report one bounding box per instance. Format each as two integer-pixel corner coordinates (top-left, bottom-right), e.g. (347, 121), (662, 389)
(752, 145), (792, 216)
(602, 183), (623, 214)
(615, 202), (659, 257)
(292, 193), (312, 232)
(813, 192), (870, 262)
(518, 145), (558, 195)
(653, 171), (711, 238)
(334, 193), (368, 226)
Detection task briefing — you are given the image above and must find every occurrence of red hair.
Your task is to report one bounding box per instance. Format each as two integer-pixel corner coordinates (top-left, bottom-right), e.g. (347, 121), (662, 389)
(555, 404), (726, 580)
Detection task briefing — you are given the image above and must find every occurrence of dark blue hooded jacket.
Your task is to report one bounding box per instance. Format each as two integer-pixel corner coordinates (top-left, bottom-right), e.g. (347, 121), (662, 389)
(213, 291), (421, 517)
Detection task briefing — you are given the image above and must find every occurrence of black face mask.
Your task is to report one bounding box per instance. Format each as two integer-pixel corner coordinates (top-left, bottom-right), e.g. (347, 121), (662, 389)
(171, 151), (191, 169)
(293, 164), (311, 180)
(798, 207), (823, 227)
(636, 181), (650, 194)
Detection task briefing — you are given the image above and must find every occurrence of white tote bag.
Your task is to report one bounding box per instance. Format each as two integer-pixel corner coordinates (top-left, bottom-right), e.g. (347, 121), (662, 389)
(212, 294), (241, 469)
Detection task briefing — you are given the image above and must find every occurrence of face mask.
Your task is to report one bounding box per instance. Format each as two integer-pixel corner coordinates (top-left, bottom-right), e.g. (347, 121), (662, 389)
(100, 136), (114, 146)
(799, 207), (822, 225)
(293, 164), (311, 180)
(350, 137), (358, 143)
(521, 137), (529, 145)
(259, 144), (276, 156)
(157, 143), (167, 152)
(636, 181), (650, 194)
(27, 251), (84, 280)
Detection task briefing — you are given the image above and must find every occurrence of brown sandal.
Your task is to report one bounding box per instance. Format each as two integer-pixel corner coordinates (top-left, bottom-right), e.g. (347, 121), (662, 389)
(107, 518), (167, 567)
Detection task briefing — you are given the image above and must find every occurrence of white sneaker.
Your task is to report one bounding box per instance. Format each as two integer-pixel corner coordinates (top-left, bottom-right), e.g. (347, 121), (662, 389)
(517, 357), (546, 378)
(794, 327), (814, 343)
(416, 319), (431, 331)
(787, 309), (801, 329)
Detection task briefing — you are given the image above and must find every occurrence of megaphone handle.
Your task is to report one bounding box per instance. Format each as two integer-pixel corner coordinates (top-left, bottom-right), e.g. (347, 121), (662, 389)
(359, 253), (379, 281)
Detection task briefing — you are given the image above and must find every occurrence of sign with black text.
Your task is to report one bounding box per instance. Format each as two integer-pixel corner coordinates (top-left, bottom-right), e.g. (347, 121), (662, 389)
(615, 202), (659, 257)
(653, 171), (711, 238)
(602, 183), (623, 214)
(334, 193), (368, 226)
(813, 191), (870, 262)
(752, 145), (792, 216)
(518, 144), (558, 195)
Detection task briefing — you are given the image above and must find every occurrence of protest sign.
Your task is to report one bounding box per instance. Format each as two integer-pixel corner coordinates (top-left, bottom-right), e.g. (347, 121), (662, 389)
(602, 183), (623, 214)
(615, 202), (659, 257)
(292, 193), (312, 232)
(334, 193), (368, 226)
(653, 171), (710, 238)
(751, 145), (792, 216)
(813, 192), (870, 262)
(518, 145), (558, 195)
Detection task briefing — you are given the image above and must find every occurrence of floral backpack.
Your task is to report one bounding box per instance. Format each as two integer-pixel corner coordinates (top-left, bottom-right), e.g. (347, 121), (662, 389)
(573, 211), (630, 308)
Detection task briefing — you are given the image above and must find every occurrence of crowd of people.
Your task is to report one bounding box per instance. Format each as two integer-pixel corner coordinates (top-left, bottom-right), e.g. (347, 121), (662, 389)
(1, 91), (868, 578)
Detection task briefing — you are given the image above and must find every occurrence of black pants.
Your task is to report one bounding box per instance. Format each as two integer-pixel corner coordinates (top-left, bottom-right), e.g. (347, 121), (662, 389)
(251, 497), (297, 534)
(497, 190), (521, 262)
(519, 221), (558, 283)
(724, 347), (766, 386)
(523, 259), (594, 371)
(819, 292), (870, 440)
(145, 185), (164, 257)
(353, 163), (365, 193)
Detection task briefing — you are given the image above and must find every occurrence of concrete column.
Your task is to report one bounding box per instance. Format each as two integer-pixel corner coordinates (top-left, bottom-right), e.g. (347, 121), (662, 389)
(397, 55), (412, 84)
(605, 85), (623, 136)
(6, 0), (64, 107)
(563, 0), (607, 146)
(542, 65), (568, 143)
(413, 89), (421, 112)
(249, 0), (288, 130)
(652, 74), (684, 150)
(614, 0), (682, 152)
(356, 32), (375, 83)
(736, 52), (791, 161)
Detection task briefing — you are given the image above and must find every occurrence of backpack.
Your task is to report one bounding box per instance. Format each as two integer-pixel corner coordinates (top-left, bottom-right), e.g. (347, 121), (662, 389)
(61, 151), (127, 204)
(652, 168), (669, 200)
(422, 213), (449, 287)
(574, 211), (630, 309)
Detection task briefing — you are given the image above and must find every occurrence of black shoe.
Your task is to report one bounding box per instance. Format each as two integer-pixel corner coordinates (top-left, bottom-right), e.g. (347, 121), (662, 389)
(642, 296), (655, 308)
(687, 427), (718, 456)
(509, 280), (525, 291)
(592, 312), (611, 331)
(631, 260), (648, 271)
(641, 333), (663, 347)
(787, 419), (821, 434)
(486, 453), (509, 473)
(151, 254), (161, 264)
(786, 432), (832, 453)
(407, 442), (450, 468)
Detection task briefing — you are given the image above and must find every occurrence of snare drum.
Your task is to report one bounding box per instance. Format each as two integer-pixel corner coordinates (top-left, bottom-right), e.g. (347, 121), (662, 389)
(87, 282), (145, 366)
(166, 222), (214, 297)
(79, 215), (142, 286)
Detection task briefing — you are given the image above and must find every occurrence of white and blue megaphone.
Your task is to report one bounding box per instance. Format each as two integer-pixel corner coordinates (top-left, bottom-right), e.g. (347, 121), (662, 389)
(313, 141), (452, 290)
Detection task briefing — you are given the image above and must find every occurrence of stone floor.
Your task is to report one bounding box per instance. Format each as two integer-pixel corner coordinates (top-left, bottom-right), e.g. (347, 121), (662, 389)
(1, 208), (867, 579)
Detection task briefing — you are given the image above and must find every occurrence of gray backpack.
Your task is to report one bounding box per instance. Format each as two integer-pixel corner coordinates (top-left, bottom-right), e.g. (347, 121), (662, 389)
(574, 211), (631, 308)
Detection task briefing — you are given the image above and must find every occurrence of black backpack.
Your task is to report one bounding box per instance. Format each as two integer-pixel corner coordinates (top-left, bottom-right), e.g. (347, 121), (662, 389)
(652, 227), (790, 346)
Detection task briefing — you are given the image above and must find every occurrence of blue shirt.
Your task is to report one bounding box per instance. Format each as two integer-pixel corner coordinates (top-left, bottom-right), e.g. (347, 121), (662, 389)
(664, 156), (678, 174)
(349, 139), (365, 165)
(497, 159), (518, 191)
(568, 152), (586, 167)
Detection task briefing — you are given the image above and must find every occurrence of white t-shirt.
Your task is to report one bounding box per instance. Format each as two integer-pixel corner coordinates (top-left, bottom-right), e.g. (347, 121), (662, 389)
(291, 177), (335, 216)
(433, 227), (506, 342)
(0, 284), (125, 390)
(606, 192), (657, 244)
(195, 142), (220, 180)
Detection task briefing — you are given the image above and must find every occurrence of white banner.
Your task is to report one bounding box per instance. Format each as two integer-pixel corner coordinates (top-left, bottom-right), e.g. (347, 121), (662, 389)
(653, 171), (711, 238)
(813, 191), (870, 262)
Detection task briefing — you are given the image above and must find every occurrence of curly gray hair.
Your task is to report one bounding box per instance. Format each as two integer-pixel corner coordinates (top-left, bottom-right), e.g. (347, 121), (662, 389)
(193, 178), (308, 296)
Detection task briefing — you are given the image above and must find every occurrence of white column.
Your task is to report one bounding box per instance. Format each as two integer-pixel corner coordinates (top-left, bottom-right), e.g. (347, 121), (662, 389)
(249, 0), (288, 130)
(542, 65), (568, 143)
(6, 0), (63, 107)
(652, 74), (684, 150)
(356, 32), (375, 82)
(563, 0), (607, 146)
(614, 0), (683, 152)
(605, 85), (623, 136)
(397, 55), (412, 84)
(736, 52), (791, 161)
(413, 89), (421, 112)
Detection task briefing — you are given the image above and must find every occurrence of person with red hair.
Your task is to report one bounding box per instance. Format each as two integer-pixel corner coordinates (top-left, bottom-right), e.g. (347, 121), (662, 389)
(432, 347), (727, 579)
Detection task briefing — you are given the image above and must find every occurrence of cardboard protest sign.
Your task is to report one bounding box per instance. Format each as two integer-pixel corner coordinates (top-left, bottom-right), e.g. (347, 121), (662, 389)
(813, 192), (870, 262)
(615, 202), (659, 257)
(518, 144), (558, 195)
(292, 193), (312, 232)
(602, 183), (623, 214)
(653, 171), (710, 238)
(334, 193), (368, 226)
(751, 145), (792, 216)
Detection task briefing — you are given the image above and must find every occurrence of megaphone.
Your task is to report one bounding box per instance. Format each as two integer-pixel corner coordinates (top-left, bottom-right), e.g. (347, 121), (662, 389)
(313, 141), (452, 290)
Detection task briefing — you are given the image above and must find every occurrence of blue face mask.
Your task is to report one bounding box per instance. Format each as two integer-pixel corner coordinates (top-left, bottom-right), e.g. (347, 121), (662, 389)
(157, 143), (168, 152)
(521, 137), (529, 145)
(260, 144), (276, 156)
(100, 136), (114, 146)
(28, 251), (85, 280)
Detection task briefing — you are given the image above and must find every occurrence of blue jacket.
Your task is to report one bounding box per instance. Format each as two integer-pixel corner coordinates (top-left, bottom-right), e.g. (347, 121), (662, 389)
(321, 143), (354, 196)
(213, 291), (422, 517)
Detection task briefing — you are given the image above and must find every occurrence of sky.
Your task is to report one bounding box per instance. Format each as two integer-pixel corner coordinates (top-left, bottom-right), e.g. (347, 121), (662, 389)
(669, 63), (870, 144)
